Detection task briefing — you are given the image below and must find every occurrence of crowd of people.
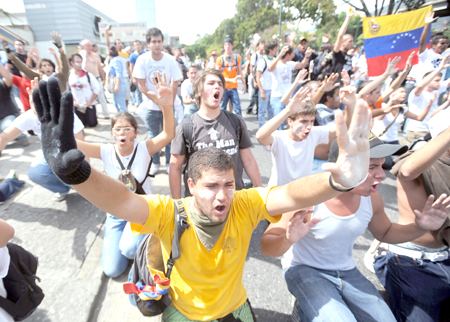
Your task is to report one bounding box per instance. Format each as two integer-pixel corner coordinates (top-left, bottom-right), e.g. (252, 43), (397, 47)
(0, 9), (450, 322)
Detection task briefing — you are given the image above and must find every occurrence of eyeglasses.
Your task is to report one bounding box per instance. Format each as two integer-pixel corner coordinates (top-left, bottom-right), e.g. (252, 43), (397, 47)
(112, 127), (134, 133)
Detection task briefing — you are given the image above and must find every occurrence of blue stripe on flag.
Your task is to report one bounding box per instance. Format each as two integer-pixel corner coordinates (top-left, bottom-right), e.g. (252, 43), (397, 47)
(364, 27), (430, 59)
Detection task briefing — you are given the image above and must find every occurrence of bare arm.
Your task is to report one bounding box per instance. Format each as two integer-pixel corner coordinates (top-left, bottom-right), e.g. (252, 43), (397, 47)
(334, 11), (353, 53)
(98, 54), (105, 80)
(0, 126), (23, 153)
(398, 126), (450, 181)
(49, 47), (62, 72)
(0, 63), (12, 87)
(280, 69), (308, 105)
(0, 219), (15, 248)
(105, 25), (112, 56)
(269, 46), (289, 72)
(169, 153), (185, 199)
(404, 93), (436, 121)
(357, 57), (400, 99)
(415, 54), (450, 96)
(311, 73), (339, 105)
(382, 52), (415, 98)
(240, 148), (262, 187)
(420, 12), (438, 54)
(75, 140), (102, 159)
(428, 96), (450, 118)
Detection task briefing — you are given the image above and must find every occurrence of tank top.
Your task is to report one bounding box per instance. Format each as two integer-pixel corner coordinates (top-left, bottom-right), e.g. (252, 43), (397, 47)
(282, 196), (373, 271)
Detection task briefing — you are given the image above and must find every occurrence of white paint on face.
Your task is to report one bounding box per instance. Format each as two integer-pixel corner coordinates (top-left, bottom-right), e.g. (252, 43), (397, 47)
(293, 123), (304, 135)
(197, 189), (216, 200)
(226, 188), (235, 199)
(119, 135), (127, 140)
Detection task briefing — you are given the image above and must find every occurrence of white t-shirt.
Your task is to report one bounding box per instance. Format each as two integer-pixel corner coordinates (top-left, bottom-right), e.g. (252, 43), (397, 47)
(12, 110), (85, 140)
(68, 71), (100, 106)
(268, 126), (329, 187)
(133, 52), (183, 111)
(415, 49), (448, 83)
(100, 141), (153, 195)
(181, 79), (193, 99)
(353, 55), (367, 82)
(406, 81), (449, 132)
(257, 56), (273, 91)
(250, 52), (264, 69)
(372, 109), (407, 142)
(0, 247), (14, 322)
(271, 61), (297, 98)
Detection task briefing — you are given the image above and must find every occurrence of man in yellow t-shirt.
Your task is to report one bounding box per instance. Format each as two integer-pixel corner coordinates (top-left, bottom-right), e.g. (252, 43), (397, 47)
(34, 73), (373, 321)
(216, 38), (246, 116)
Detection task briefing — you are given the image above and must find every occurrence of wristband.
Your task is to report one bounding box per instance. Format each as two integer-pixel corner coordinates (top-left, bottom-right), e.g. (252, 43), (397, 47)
(60, 160), (91, 185)
(329, 173), (369, 192)
(5, 47), (11, 54)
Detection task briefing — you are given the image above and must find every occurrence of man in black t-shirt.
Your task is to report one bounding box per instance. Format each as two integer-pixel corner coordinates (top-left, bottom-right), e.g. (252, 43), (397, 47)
(332, 11), (356, 80)
(6, 40), (29, 77)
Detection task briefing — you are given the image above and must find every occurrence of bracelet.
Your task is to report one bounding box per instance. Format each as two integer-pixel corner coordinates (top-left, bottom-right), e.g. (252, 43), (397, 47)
(328, 173), (369, 192)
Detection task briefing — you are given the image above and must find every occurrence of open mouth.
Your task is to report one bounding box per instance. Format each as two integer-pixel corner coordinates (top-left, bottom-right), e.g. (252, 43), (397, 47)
(215, 205), (225, 212)
(213, 92), (220, 100)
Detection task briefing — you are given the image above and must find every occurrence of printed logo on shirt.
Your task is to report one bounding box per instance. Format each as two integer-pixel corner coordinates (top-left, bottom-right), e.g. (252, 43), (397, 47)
(222, 237), (236, 253)
(431, 58), (442, 69)
(196, 139), (237, 156)
(208, 128), (219, 140)
(71, 81), (87, 90)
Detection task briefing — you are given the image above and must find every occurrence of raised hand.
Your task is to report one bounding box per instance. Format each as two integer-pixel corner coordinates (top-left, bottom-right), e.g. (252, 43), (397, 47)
(28, 47), (40, 63)
(286, 209), (320, 244)
(425, 12), (439, 25)
(322, 103), (372, 189)
(0, 37), (8, 50)
(286, 87), (309, 115)
(33, 78), (91, 185)
(105, 25), (112, 32)
(294, 69), (308, 85)
(26, 77), (39, 111)
(305, 47), (313, 58)
(322, 73), (340, 92)
(384, 57), (401, 76)
(147, 72), (174, 110)
(341, 69), (351, 86)
(339, 86), (357, 107)
(50, 31), (63, 48)
(48, 46), (57, 56)
(404, 51), (415, 71)
(414, 194), (450, 231)
(279, 45), (290, 57)
(439, 53), (450, 70)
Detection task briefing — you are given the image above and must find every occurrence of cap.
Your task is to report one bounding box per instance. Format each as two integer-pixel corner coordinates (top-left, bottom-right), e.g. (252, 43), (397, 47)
(428, 107), (450, 138)
(211, 51), (217, 56)
(298, 36), (307, 44)
(327, 132), (408, 162)
(224, 38), (233, 45)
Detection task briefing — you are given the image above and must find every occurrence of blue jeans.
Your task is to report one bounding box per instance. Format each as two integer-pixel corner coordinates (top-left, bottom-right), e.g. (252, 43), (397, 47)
(0, 178), (24, 203)
(258, 89), (273, 128)
(131, 85), (143, 106)
(184, 104), (199, 118)
(221, 88), (241, 116)
(374, 249), (450, 322)
(102, 215), (145, 278)
(285, 265), (396, 322)
(113, 79), (127, 112)
(0, 115), (27, 142)
(145, 109), (170, 166)
(270, 96), (287, 130)
(28, 155), (70, 193)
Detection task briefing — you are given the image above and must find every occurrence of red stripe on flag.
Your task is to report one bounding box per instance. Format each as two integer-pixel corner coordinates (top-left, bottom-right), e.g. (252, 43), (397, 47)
(366, 48), (419, 77)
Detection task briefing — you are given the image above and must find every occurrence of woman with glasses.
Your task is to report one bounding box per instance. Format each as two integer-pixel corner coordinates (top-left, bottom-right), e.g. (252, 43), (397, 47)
(76, 72), (174, 278)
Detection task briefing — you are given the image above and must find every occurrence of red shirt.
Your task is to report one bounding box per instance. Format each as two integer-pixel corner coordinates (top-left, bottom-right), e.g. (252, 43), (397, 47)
(12, 75), (31, 111)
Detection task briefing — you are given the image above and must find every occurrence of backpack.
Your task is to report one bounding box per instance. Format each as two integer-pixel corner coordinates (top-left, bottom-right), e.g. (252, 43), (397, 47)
(123, 199), (190, 316)
(252, 53), (268, 77)
(181, 110), (242, 195)
(219, 55), (238, 72)
(0, 243), (44, 321)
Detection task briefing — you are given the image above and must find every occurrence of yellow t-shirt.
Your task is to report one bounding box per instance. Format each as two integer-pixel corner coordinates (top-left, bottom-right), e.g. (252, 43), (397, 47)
(217, 55), (242, 89)
(118, 51), (129, 59)
(131, 187), (281, 321)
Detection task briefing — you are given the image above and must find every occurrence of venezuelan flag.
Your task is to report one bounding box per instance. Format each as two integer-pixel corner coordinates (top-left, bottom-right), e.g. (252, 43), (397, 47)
(363, 6), (433, 77)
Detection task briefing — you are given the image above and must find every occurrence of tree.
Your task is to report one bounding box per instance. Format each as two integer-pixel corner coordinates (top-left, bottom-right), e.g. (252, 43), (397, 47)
(340, 0), (426, 17)
(283, 0), (336, 25)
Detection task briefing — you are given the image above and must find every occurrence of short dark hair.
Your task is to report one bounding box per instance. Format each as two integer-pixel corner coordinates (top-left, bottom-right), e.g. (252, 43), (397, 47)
(256, 40), (265, 47)
(319, 86), (339, 104)
(193, 69), (225, 106)
(431, 35), (449, 46)
(281, 46), (294, 59)
(109, 45), (119, 57)
(146, 28), (164, 43)
(265, 39), (278, 54)
(39, 58), (56, 71)
(15, 39), (25, 46)
(115, 39), (122, 44)
(69, 53), (82, 64)
(133, 40), (142, 44)
(111, 111), (138, 131)
(188, 147), (235, 184)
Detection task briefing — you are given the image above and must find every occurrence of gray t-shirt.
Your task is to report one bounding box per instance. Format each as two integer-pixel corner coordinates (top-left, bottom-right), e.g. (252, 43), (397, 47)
(171, 111), (252, 196)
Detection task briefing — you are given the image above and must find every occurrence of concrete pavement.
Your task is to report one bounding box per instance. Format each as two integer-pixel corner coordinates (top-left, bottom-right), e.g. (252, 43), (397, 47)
(0, 90), (401, 321)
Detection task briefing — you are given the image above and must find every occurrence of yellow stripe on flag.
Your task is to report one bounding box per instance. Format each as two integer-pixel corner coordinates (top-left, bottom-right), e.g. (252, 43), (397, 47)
(363, 6), (433, 39)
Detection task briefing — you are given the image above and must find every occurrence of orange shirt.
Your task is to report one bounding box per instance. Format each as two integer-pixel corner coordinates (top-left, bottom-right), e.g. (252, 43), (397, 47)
(369, 96), (383, 111)
(217, 54), (242, 89)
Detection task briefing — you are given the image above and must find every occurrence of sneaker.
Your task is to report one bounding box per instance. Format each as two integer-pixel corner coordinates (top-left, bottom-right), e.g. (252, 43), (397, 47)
(166, 164), (170, 174)
(6, 170), (18, 180)
(150, 164), (160, 176)
(20, 139), (30, 146)
(53, 191), (69, 202)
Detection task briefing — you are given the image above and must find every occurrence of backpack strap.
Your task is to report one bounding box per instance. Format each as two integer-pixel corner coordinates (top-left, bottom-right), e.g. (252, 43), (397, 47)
(234, 54), (238, 69)
(86, 72), (91, 87)
(114, 145), (139, 171)
(220, 55), (225, 72)
(223, 110), (242, 145)
(166, 199), (190, 278)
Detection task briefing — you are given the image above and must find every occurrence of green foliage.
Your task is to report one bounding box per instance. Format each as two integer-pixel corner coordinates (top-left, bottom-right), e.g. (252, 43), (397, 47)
(283, 0), (335, 25)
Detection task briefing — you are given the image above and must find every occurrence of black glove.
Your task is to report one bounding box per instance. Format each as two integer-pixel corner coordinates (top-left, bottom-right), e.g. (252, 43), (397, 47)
(33, 78), (91, 185)
(50, 31), (63, 49)
(0, 39), (11, 54)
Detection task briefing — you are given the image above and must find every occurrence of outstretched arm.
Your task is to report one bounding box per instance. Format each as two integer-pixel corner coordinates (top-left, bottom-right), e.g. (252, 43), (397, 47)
(240, 148), (262, 187)
(357, 57), (400, 99)
(280, 69), (308, 105)
(1, 38), (40, 81)
(311, 73), (339, 105)
(334, 11), (353, 53)
(0, 219), (14, 248)
(33, 78), (149, 225)
(420, 12), (438, 54)
(269, 45), (289, 72)
(414, 54), (450, 96)
(265, 102), (372, 216)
